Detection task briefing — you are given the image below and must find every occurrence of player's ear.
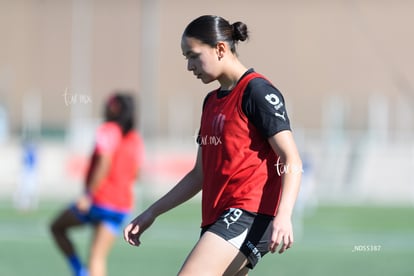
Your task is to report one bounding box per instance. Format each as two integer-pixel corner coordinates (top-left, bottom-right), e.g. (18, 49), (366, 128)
(215, 41), (227, 60)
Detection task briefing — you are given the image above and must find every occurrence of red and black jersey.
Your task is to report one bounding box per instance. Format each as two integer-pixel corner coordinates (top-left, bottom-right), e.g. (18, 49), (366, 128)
(199, 70), (290, 227)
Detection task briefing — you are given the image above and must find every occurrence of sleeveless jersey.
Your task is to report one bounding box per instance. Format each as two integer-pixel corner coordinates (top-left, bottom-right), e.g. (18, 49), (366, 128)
(200, 72), (282, 227)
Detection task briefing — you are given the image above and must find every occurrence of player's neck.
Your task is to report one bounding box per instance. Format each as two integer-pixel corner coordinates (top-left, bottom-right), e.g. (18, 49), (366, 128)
(219, 62), (248, 90)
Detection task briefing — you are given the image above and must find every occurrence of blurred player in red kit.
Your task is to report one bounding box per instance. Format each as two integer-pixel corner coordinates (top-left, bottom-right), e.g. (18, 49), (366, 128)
(51, 93), (144, 276)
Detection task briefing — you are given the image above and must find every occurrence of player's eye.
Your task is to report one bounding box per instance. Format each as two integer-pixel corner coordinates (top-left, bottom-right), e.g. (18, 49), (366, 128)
(185, 53), (199, 60)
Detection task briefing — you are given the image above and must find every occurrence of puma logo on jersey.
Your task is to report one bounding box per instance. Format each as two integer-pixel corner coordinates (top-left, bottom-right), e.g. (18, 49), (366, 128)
(275, 111), (286, 121)
(265, 93), (286, 120)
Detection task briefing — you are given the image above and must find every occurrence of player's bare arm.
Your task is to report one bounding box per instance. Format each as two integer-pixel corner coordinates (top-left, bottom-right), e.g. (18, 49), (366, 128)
(268, 130), (302, 254)
(124, 147), (203, 246)
(77, 154), (111, 212)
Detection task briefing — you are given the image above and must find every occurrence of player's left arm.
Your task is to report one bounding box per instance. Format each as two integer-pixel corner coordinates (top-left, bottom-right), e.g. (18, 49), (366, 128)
(243, 77), (302, 253)
(85, 154), (111, 194)
(77, 123), (120, 212)
(268, 130), (302, 254)
(77, 154), (111, 212)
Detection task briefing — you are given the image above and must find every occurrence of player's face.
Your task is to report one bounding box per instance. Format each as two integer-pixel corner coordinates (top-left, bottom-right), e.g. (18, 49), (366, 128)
(104, 98), (120, 121)
(181, 36), (220, 84)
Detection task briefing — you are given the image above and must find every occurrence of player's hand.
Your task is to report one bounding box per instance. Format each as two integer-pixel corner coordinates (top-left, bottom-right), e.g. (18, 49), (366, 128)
(123, 211), (155, 247)
(269, 213), (294, 254)
(76, 194), (92, 213)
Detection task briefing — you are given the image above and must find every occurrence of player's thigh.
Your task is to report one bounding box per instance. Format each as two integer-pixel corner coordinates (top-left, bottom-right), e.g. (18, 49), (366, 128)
(90, 223), (117, 259)
(50, 206), (84, 231)
(234, 266), (250, 276)
(178, 231), (248, 276)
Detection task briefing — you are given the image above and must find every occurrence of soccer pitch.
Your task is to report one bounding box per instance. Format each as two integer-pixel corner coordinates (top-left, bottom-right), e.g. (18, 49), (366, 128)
(0, 200), (413, 276)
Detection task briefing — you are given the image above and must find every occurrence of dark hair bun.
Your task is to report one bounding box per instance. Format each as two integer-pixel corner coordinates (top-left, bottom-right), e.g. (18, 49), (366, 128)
(232, 21), (248, 42)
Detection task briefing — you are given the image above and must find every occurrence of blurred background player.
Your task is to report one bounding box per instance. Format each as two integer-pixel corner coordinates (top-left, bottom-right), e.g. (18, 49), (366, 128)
(13, 137), (39, 211)
(50, 93), (144, 276)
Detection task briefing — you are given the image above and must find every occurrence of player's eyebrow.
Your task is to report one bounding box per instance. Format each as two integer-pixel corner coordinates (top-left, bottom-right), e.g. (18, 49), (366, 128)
(183, 50), (201, 60)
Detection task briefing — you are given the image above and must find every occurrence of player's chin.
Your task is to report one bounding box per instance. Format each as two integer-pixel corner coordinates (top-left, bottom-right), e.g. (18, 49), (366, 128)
(199, 75), (214, 84)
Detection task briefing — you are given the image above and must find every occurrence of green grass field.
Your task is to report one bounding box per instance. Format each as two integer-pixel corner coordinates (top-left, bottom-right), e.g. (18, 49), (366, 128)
(0, 199), (413, 276)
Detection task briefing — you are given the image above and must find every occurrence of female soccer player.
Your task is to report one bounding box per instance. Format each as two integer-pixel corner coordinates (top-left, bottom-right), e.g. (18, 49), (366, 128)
(51, 93), (144, 276)
(124, 15), (302, 275)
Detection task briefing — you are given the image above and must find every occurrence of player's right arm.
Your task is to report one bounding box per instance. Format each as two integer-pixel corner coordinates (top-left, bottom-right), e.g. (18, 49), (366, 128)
(124, 146), (203, 246)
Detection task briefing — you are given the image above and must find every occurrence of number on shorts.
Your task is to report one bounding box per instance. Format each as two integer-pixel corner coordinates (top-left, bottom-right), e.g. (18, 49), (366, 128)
(223, 208), (243, 229)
